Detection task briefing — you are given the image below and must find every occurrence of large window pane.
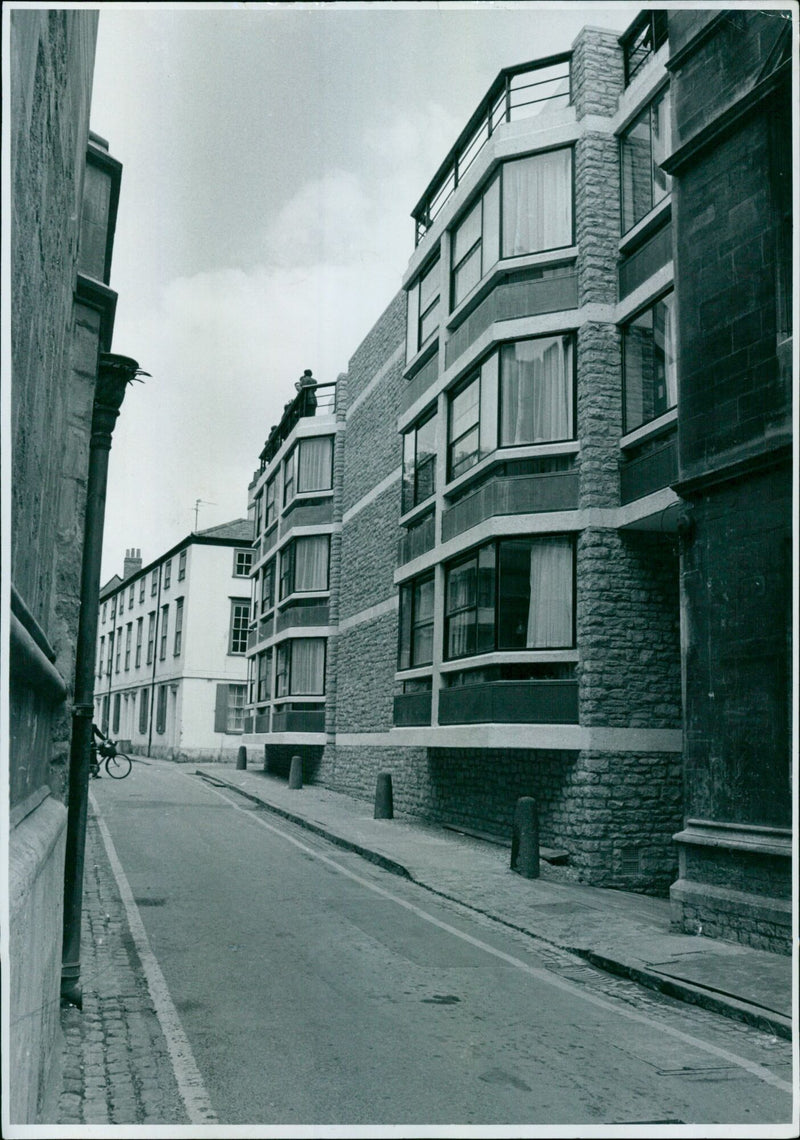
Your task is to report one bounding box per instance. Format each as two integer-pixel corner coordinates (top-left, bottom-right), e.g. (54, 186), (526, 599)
(453, 246), (481, 306)
(502, 149), (572, 257)
(449, 376), (480, 478)
(621, 109), (653, 233)
(291, 638), (326, 695)
(500, 336), (573, 445)
(416, 415), (437, 503)
(623, 292), (676, 432)
(498, 538), (573, 648)
(452, 199), (482, 265)
(297, 436), (333, 492)
(651, 88), (672, 207)
(294, 535), (330, 591)
(482, 174), (501, 276)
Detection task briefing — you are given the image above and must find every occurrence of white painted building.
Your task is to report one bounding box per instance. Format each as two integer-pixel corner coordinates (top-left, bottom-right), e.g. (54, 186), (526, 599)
(94, 520), (254, 761)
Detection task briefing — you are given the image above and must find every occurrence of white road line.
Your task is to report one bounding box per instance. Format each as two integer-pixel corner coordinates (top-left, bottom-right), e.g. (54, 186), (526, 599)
(199, 778), (794, 1098)
(90, 793), (219, 1124)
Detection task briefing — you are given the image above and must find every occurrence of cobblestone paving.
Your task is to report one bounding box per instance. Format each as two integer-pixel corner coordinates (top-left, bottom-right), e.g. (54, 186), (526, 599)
(54, 812), (188, 1126)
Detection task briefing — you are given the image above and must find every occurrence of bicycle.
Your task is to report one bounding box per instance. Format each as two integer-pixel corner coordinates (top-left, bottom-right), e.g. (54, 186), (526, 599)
(90, 737), (132, 780)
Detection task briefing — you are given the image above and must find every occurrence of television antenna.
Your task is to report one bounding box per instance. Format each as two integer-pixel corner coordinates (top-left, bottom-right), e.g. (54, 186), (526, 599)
(193, 499), (217, 531)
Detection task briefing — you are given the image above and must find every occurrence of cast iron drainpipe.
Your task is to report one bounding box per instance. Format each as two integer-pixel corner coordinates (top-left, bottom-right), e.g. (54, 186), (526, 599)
(61, 353), (144, 1006)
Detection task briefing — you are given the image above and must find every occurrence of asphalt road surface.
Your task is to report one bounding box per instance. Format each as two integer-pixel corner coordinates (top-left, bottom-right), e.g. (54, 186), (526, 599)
(90, 759), (794, 1128)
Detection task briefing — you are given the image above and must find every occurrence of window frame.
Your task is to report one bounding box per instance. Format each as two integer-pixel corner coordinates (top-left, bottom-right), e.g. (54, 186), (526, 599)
(138, 687), (149, 735)
(233, 548), (254, 577)
(447, 370), (482, 481)
(173, 597), (184, 656)
(449, 149), (575, 309)
(146, 612), (155, 665)
(124, 622), (132, 671)
(443, 535), (576, 661)
(226, 684), (247, 733)
(398, 571), (435, 670)
(139, 578), (145, 603)
(164, 559), (171, 589)
(406, 255), (441, 360)
(402, 410), (437, 514)
(275, 637), (326, 698)
(497, 333), (576, 449)
(115, 626), (122, 673)
(151, 570), (158, 597)
(159, 604), (169, 661)
(620, 86), (672, 236)
(135, 617), (143, 668)
(621, 289), (677, 434)
(265, 475), (277, 529)
(178, 550), (187, 581)
(156, 685), (167, 734)
(279, 535), (330, 601)
(228, 598), (250, 655)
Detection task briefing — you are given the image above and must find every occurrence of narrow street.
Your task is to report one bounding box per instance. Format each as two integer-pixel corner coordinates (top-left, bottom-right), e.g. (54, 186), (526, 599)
(86, 760), (793, 1128)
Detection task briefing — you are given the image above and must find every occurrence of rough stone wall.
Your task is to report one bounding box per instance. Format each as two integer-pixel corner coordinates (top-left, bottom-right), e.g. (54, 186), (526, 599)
(9, 10), (99, 1124)
(11, 10), (97, 632)
(338, 487), (400, 620)
(334, 611), (398, 734)
(576, 322), (622, 509)
(578, 528), (682, 729)
(571, 27), (625, 120)
(575, 134), (620, 306)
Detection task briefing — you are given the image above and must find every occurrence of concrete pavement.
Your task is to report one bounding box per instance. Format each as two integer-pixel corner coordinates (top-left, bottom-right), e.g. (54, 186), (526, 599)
(196, 762), (794, 1041)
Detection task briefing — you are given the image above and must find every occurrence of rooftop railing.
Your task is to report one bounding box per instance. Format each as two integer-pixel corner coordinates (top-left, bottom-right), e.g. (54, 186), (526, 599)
(412, 53), (571, 246)
(259, 378), (337, 467)
(620, 9), (668, 87)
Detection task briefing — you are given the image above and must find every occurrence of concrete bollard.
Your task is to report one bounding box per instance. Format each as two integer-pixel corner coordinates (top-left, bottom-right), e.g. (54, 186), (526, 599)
(374, 772), (394, 819)
(511, 796), (540, 879)
(288, 754), (303, 790)
(236, 745), (247, 770)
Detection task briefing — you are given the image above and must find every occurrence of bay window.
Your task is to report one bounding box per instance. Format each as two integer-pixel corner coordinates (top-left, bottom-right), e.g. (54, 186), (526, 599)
(283, 436), (334, 506)
(275, 638), (326, 697)
(406, 256), (441, 360)
(279, 535), (330, 600)
(445, 536), (574, 659)
(622, 292), (676, 432)
(402, 412), (437, 513)
(447, 335), (574, 480)
(398, 573), (435, 669)
(450, 148), (573, 307)
(620, 87), (671, 234)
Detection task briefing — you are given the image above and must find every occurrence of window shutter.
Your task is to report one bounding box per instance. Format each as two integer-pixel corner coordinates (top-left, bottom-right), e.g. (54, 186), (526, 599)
(214, 684), (229, 733)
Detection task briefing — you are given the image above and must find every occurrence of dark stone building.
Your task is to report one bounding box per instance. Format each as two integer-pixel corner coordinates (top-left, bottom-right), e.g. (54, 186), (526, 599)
(664, 10), (792, 951)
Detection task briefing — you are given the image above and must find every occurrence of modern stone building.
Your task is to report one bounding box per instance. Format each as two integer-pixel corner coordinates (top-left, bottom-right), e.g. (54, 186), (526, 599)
(664, 10), (793, 951)
(95, 521), (254, 762)
(245, 20), (684, 897)
(243, 10), (792, 953)
(244, 373), (343, 777)
(7, 9), (132, 1121)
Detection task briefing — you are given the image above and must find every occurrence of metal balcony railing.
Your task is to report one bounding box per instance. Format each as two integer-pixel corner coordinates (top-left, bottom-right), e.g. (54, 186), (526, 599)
(259, 380), (337, 467)
(439, 679), (578, 725)
(393, 691), (433, 726)
(412, 54), (571, 246)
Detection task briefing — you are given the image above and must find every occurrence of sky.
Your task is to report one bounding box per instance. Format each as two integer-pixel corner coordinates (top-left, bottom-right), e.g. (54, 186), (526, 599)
(92, 1), (638, 582)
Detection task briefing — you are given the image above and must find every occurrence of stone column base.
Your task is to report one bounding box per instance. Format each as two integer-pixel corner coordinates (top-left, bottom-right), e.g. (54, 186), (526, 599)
(670, 819), (792, 954)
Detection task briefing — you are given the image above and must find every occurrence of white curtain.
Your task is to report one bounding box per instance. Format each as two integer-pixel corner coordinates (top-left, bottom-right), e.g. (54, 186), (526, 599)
(526, 538), (572, 647)
(501, 338), (572, 445)
(503, 149), (571, 257)
(295, 535), (329, 591)
(291, 639), (325, 695)
(298, 436), (333, 491)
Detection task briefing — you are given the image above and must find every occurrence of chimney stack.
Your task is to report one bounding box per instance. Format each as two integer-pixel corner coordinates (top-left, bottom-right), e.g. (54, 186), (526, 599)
(123, 547), (142, 580)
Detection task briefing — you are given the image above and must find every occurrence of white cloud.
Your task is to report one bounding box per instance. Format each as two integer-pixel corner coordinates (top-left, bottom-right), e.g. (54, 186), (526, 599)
(101, 101), (461, 579)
